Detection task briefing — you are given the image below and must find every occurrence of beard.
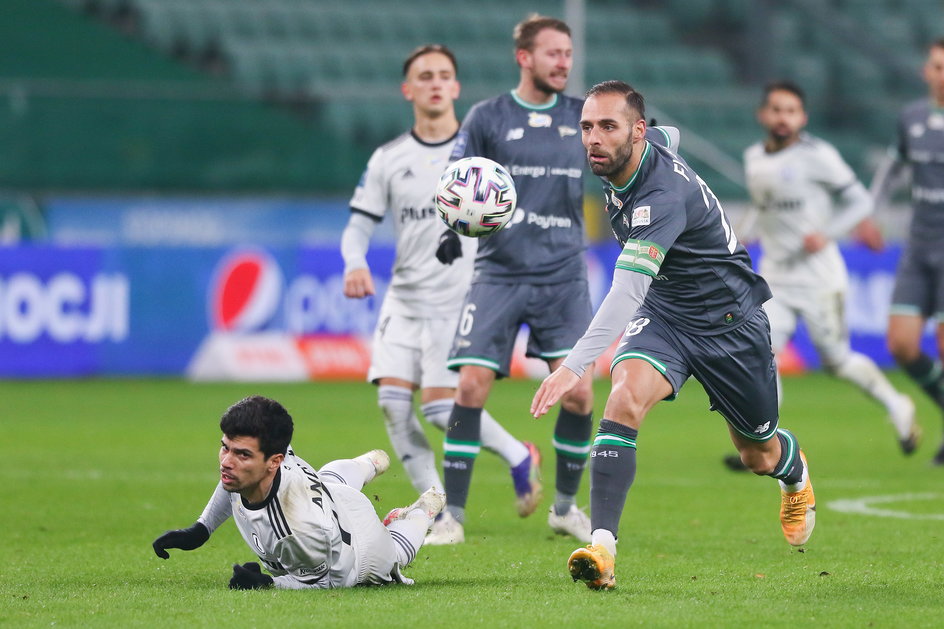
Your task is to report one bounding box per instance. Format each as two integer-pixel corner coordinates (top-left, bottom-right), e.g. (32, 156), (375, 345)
(532, 72), (565, 96)
(588, 141), (634, 179)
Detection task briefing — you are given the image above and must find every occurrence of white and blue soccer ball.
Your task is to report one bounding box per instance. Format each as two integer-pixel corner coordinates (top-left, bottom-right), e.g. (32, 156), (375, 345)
(435, 156), (517, 237)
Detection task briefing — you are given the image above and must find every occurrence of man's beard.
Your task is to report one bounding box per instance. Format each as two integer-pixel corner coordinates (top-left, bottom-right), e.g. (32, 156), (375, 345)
(533, 73), (564, 96)
(589, 141), (634, 179)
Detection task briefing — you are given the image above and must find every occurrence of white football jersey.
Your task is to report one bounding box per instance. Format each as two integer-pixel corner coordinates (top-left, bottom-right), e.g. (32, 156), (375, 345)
(743, 133), (858, 291)
(349, 131), (476, 317)
(229, 452), (359, 589)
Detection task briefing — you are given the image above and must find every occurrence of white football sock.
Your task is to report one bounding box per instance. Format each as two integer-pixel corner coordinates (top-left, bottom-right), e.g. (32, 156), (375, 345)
(590, 528), (617, 557)
(422, 399), (528, 467)
(319, 458), (371, 490)
(380, 386), (443, 494)
(387, 510), (430, 566)
(833, 352), (912, 436)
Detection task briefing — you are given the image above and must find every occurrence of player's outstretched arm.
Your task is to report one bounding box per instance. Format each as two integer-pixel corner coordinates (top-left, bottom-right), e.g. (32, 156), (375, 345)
(152, 521), (210, 559)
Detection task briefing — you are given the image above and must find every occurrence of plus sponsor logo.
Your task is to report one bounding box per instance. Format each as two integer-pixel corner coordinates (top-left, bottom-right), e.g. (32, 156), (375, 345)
(0, 271), (128, 343)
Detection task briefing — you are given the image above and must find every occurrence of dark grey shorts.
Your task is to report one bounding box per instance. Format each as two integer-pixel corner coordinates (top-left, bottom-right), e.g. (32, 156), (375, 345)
(891, 242), (944, 320)
(447, 279), (592, 377)
(611, 306), (779, 441)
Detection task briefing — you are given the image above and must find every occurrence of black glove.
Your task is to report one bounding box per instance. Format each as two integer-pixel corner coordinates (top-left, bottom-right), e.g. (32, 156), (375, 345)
(229, 562), (275, 590)
(152, 522), (210, 559)
(648, 117), (657, 126)
(435, 229), (463, 265)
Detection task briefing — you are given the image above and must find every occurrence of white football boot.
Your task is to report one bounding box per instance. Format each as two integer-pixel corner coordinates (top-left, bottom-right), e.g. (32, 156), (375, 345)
(423, 510), (464, 545)
(548, 505), (591, 543)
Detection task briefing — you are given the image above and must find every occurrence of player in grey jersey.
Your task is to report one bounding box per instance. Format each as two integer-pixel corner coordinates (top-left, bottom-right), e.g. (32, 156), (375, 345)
(531, 81), (815, 590)
(151, 395), (445, 589)
(434, 15), (595, 544)
(342, 45), (537, 545)
(736, 81), (918, 459)
(871, 39), (944, 465)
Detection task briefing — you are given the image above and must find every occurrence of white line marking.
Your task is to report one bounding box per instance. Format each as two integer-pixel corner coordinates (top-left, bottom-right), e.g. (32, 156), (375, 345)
(826, 493), (944, 520)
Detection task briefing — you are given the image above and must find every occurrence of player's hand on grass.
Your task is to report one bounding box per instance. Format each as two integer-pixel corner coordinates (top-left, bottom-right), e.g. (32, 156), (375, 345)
(531, 366), (580, 418)
(343, 268), (375, 298)
(229, 562), (274, 590)
(152, 522), (210, 559)
(435, 230), (463, 265)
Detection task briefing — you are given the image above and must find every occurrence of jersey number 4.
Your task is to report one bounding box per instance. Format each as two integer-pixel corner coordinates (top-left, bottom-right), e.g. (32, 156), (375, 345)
(673, 160), (738, 254)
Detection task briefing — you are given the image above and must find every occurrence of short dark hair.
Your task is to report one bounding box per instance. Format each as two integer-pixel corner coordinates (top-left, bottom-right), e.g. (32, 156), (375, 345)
(514, 14), (570, 51)
(585, 80), (646, 122)
(402, 44), (458, 77)
(929, 38), (944, 52)
(762, 80), (806, 107)
(219, 395), (294, 460)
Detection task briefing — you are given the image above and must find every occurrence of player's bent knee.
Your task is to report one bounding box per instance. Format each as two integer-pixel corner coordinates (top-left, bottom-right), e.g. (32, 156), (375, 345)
(561, 378), (593, 414)
(603, 386), (649, 427)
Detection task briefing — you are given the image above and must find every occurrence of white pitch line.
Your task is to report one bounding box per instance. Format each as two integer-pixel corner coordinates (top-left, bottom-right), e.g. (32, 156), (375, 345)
(826, 493), (944, 521)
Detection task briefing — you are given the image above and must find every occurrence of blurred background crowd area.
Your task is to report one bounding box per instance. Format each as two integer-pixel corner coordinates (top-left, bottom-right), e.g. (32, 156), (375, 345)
(0, 0), (939, 242)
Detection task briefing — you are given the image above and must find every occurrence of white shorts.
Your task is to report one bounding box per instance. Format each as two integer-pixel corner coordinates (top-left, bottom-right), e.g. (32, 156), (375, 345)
(328, 482), (401, 586)
(765, 284), (850, 368)
(367, 307), (459, 389)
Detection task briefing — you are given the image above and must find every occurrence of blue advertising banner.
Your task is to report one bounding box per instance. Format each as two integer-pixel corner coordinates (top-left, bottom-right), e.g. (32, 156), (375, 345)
(0, 241), (927, 378)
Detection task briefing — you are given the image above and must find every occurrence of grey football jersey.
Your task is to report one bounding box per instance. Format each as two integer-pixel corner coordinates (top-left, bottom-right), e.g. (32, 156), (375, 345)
(894, 99), (944, 244)
(604, 141), (772, 334)
(450, 91), (586, 284)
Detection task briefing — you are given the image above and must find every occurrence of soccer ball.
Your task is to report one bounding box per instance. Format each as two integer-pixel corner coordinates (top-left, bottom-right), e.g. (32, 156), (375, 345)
(435, 156), (517, 237)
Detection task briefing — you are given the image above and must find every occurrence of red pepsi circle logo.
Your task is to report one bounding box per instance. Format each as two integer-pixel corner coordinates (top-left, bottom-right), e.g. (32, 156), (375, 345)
(208, 249), (283, 332)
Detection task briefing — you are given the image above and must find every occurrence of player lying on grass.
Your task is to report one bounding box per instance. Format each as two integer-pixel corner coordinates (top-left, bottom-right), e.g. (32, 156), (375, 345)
(151, 395), (444, 589)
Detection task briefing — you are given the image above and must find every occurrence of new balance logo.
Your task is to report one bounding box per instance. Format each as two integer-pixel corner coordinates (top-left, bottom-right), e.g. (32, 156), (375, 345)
(505, 128), (524, 141)
(754, 421), (770, 434)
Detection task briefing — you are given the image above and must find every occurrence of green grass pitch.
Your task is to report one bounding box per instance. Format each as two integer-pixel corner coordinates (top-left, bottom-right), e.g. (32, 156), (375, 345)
(3, 372), (942, 627)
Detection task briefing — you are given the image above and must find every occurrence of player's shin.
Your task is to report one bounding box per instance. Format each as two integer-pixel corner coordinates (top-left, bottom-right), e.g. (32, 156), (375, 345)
(769, 428), (804, 487)
(553, 408), (593, 514)
(902, 353), (944, 409)
(442, 404), (482, 523)
(588, 419), (638, 552)
(380, 387), (442, 493)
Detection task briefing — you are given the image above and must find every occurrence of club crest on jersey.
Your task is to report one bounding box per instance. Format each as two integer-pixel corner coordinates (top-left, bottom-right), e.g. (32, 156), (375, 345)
(631, 205), (651, 226)
(252, 532), (265, 553)
(528, 112), (552, 128)
(558, 125), (577, 137)
(608, 190), (623, 210)
(505, 128), (524, 141)
(910, 122), (926, 138)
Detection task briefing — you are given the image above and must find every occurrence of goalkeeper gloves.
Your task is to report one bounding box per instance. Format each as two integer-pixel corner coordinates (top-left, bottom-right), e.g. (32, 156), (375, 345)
(435, 229), (463, 265)
(152, 521), (210, 559)
(229, 562), (275, 590)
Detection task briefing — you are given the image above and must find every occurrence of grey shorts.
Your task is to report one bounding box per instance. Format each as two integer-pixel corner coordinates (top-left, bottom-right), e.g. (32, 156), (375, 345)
(447, 279), (592, 377)
(891, 241), (944, 320)
(611, 306), (779, 441)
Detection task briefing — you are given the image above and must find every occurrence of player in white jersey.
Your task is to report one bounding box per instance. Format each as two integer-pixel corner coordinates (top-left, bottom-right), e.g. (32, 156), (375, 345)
(738, 81), (918, 460)
(341, 45), (538, 545)
(152, 395), (445, 589)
